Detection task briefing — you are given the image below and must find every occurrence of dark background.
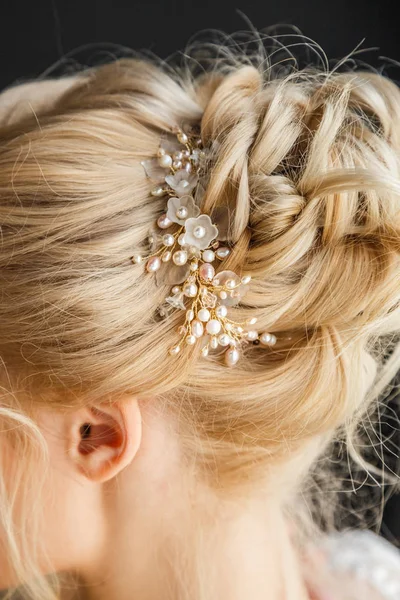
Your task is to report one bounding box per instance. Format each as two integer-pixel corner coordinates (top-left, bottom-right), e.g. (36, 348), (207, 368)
(0, 0), (399, 542)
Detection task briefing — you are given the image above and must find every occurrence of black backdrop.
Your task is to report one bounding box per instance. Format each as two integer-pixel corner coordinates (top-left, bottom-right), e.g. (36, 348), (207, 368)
(0, 0), (399, 543)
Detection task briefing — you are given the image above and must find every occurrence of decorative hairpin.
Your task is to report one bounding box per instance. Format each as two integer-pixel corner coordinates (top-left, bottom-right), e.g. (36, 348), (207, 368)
(131, 126), (277, 366)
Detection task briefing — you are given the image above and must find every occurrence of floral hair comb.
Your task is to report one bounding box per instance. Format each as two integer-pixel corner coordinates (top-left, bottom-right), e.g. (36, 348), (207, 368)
(131, 126), (277, 366)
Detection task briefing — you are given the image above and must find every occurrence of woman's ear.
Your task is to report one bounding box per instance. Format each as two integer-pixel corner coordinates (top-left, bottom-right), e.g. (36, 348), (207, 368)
(67, 398), (142, 483)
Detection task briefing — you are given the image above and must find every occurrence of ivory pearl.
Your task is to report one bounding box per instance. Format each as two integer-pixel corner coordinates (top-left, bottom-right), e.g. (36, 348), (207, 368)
(162, 251), (172, 262)
(210, 336), (219, 349)
(186, 335), (196, 345)
(157, 214), (172, 229)
(173, 151), (183, 160)
(173, 250), (188, 266)
(172, 286), (181, 294)
(190, 261), (198, 271)
(202, 249), (215, 263)
(158, 154), (173, 168)
(169, 345), (181, 356)
(186, 310), (194, 321)
(225, 279), (236, 290)
(246, 317), (257, 325)
(183, 283), (198, 297)
(241, 275), (252, 284)
(176, 206), (188, 220)
(215, 247), (230, 259)
(201, 346), (209, 357)
(163, 234), (175, 247)
(206, 319), (221, 335)
(260, 332), (277, 346)
(146, 256), (161, 272)
(193, 225), (206, 239)
(225, 347), (240, 367)
(198, 308), (211, 322)
(157, 148), (166, 157)
(191, 320), (204, 338)
(131, 254), (142, 264)
(184, 162), (192, 173)
(177, 131), (188, 144)
(199, 263), (215, 281)
(218, 334), (231, 347)
(172, 160), (182, 170)
(219, 291), (227, 300)
(246, 330), (259, 341)
(178, 233), (186, 245)
(151, 186), (165, 197)
(215, 305), (227, 318)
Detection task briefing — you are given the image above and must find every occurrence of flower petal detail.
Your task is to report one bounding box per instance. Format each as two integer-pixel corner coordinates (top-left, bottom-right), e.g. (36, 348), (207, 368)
(212, 270), (249, 306)
(165, 291), (186, 310)
(155, 263), (190, 286)
(165, 169), (199, 196)
(140, 159), (167, 182)
(166, 195), (200, 225)
(184, 214), (219, 250)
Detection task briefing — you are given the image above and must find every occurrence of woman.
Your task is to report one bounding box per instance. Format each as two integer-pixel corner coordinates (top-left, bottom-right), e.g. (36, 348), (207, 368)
(0, 33), (399, 600)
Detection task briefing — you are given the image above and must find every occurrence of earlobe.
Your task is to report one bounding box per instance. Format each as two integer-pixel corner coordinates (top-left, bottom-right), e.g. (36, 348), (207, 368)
(68, 398), (142, 483)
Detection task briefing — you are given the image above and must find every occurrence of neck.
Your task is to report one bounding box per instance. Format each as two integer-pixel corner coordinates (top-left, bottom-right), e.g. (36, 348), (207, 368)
(81, 484), (310, 600)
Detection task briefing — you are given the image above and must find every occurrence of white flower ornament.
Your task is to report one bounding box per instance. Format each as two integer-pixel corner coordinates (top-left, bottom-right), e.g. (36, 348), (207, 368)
(184, 215), (219, 250)
(166, 195), (200, 225)
(132, 127), (278, 366)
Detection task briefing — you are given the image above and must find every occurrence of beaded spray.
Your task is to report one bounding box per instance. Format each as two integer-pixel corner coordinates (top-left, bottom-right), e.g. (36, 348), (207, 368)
(131, 126), (277, 366)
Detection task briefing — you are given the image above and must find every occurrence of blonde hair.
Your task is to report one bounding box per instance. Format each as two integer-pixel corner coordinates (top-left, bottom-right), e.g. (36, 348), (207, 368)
(1, 37), (400, 599)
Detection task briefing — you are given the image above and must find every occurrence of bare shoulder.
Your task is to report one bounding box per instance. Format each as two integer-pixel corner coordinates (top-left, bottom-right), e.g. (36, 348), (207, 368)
(302, 530), (400, 600)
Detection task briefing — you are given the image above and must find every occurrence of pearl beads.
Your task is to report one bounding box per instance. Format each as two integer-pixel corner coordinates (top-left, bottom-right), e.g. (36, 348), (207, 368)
(202, 249), (215, 262)
(206, 319), (221, 335)
(169, 345), (181, 356)
(193, 225), (206, 239)
(158, 154), (172, 168)
(177, 131), (188, 144)
(191, 320), (204, 338)
(146, 256), (161, 272)
(218, 334), (231, 346)
(197, 308), (210, 322)
(225, 347), (240, 367)
(183, 283), (197, 297)
(199, 263), (215, 281)
(176, 206), (188, 220)
(157, 214), (172, 229)
(215, 305), (228, 318)
(246, 330), (259, 341)
(260, 332), (277, 346)
(216, 247), (230, 259)
(246, 317), (257, 325)
(210, 336), (219, 349)
(173, 250), (188, 266)
(133, 128), (278, 368)
(163, 234), (175, 247)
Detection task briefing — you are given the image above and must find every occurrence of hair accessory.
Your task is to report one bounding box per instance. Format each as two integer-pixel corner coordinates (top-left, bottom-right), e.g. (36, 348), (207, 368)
(132, 126), (277, 366)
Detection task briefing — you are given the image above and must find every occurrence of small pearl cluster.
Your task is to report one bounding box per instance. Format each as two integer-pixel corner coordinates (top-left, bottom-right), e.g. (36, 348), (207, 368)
(167, 269), (277, 366)
(132, 126), (277, 366)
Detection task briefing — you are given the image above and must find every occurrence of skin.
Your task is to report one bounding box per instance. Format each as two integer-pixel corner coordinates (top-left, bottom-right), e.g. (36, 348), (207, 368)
(0, 397), (312, 600)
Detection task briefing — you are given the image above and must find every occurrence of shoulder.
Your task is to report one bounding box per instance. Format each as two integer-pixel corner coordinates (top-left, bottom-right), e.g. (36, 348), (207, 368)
(303, 530), (400, 600)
